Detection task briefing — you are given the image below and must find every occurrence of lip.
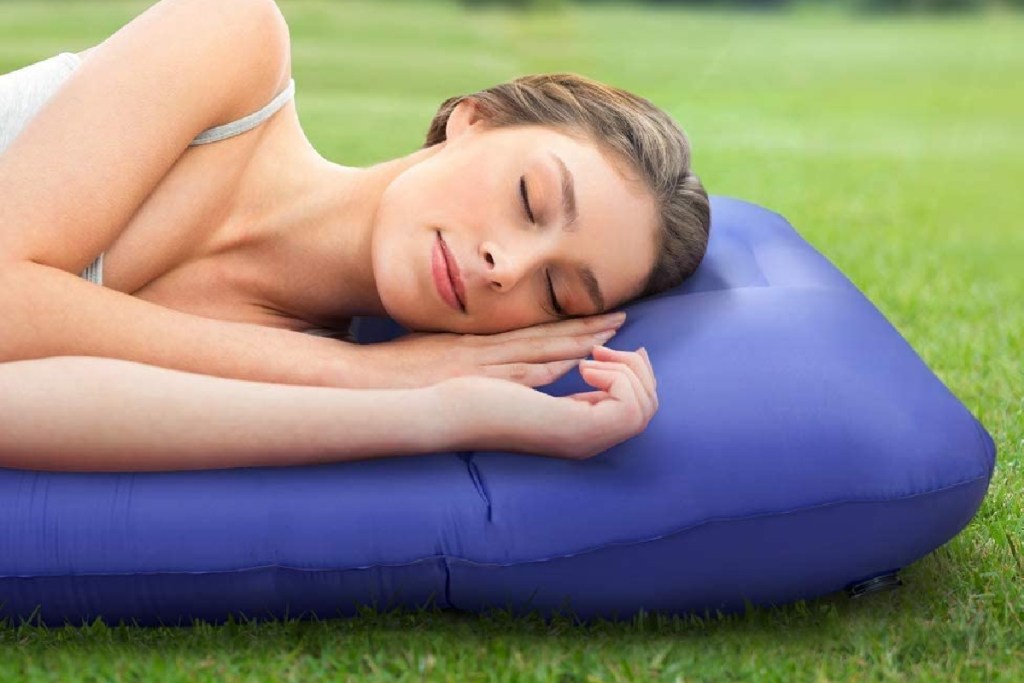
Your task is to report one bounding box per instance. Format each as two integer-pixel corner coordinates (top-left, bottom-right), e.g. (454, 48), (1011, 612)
(432, 232), (465, 312)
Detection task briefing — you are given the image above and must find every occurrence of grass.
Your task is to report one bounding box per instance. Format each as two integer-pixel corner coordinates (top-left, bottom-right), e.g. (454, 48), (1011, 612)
(1, 0), (1022, 680)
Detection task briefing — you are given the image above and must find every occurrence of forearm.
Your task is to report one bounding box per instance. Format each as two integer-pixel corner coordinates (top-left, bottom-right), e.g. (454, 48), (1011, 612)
(0, 261), (370, 388)
(0, 355), (449, 472)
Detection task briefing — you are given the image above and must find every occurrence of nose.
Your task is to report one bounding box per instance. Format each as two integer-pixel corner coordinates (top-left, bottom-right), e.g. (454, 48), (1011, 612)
(481, 241), (543, 292)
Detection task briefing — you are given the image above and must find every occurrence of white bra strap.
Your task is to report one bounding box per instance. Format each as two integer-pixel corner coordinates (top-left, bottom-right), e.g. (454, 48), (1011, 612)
(189, 79), (295, 146)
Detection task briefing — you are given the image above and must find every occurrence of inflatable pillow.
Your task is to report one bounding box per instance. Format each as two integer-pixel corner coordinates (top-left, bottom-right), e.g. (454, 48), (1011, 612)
(0, 197), (995, 627)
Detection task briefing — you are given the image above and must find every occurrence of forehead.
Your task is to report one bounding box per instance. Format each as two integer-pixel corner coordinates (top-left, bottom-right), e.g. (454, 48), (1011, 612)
(511, 127), (659, 311)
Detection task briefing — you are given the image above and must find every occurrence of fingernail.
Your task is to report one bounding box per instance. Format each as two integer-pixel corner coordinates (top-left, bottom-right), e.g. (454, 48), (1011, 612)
(594, 330), (616, 342)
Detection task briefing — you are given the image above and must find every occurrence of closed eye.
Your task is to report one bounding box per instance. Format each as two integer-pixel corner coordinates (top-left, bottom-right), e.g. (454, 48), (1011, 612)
(521, 175), (565, 318)
(519, 176), (535, 223)
(546, 270), (567, 318)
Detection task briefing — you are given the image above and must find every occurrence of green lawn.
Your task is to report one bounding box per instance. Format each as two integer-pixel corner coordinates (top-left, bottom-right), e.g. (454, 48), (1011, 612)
(1, 0), (1022, 680)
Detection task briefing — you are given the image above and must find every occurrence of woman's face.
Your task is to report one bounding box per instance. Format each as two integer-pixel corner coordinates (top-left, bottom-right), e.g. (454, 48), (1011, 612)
(371, 99), (659, 334)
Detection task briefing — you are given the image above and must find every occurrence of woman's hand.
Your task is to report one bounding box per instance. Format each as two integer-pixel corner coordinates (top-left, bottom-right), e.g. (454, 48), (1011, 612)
(357, 312), (628, 390)
(433, 345), (658, 460)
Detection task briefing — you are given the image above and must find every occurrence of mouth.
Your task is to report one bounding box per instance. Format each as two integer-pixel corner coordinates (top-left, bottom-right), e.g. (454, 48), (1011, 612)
(435, 231), (466, 313)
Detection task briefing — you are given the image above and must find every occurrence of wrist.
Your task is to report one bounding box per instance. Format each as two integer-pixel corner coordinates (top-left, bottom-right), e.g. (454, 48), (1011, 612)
(420, 381), (473, 453)
(427, 377), (520, 455)
(314, 338), (383, 390)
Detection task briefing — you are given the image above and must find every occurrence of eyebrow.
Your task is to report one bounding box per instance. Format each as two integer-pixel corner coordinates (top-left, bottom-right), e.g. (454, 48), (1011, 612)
(549, 151), (605, 314)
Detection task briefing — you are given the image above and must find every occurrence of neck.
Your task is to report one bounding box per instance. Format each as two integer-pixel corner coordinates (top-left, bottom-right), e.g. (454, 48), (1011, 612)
(218, 141), (441, 330)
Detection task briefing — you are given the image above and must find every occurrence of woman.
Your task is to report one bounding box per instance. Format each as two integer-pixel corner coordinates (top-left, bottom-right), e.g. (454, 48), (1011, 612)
(0, 0), (710, 471)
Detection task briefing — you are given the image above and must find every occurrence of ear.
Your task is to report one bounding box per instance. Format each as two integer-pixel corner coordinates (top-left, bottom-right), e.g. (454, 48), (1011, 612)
(445, 98), (485, 141)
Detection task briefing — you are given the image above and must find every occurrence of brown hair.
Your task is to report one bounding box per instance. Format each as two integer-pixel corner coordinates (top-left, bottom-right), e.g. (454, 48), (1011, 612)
(423, 73), (711, 307)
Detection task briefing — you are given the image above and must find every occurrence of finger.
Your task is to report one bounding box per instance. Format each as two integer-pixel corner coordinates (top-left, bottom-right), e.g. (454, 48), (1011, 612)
(590, 346), (655, 406)
(577, 364), (627, 401)
(477, 311), (627, 344)
(581, 362), (651, 421)
(638, 348), (655, 385)
(476, 327), (621, 367)
(598, 344), (651, 403)
(483, 359), (581, 388)
(577, 364), (648, 432)
(580, 359), (652, 420)
(541, 358), (586, 386)
(638, 347), (656, 391)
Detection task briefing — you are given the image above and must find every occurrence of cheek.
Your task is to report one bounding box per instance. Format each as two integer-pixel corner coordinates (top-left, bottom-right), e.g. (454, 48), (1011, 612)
(496, 291), (543, 324)
(378, 168), (431, 223)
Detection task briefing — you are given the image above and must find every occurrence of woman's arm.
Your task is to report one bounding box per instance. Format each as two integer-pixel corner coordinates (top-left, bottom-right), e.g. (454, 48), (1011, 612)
(0, 1), (337, 384)
(0, 345), (657, 471)
(0, 260), (372, 388)
(0, 0), (290, 271)
(0, 355), (448, 472)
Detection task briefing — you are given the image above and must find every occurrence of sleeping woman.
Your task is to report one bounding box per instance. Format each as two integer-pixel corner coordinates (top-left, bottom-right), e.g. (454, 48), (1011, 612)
(0, 0), (709, 472)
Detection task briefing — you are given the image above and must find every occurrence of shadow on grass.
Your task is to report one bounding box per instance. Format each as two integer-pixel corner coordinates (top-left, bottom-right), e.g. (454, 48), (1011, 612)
(0, 550), (952, 641)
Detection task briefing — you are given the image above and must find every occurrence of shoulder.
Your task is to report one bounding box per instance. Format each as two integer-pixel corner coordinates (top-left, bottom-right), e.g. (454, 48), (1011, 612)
(0, 0), (295, 271)
(78, 0), (292, 127)
(214, 0), (294, 122)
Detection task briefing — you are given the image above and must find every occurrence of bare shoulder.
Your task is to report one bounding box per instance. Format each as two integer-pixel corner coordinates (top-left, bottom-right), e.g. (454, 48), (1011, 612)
(209, 0), (294, 118)
(75, 0), (293, 125)
(0, 0), (294, 273)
